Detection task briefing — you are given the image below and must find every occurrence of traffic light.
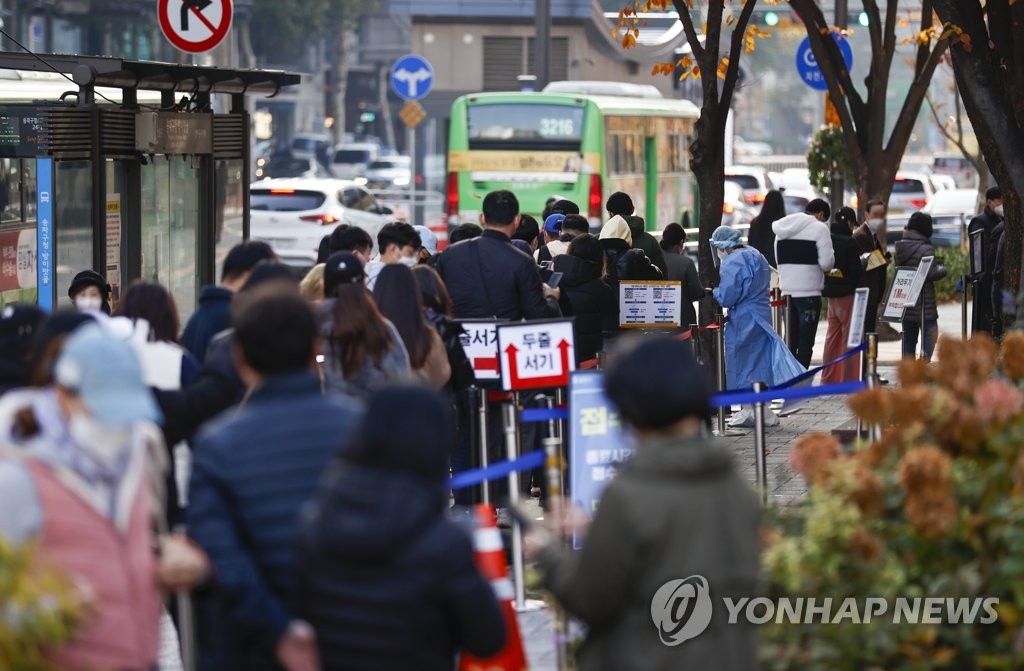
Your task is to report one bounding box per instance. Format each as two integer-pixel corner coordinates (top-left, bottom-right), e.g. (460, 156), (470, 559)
(858, 12), (869, 26)
(764, 11), (779, 26)
(359, 112), (376, 123)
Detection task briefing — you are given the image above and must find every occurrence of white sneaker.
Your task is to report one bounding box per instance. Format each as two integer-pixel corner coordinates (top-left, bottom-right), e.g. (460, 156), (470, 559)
(728, 407), (755, 427)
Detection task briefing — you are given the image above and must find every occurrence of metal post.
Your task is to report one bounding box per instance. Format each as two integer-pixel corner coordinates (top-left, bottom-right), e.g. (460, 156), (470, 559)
(407, 124), (418, 225)
(689, 322), (699, 362)
(503, 394), (526, 610)
(866, 333), (882, 442)
(713, 314), (743, 436)
(466, 386), (482, 504)
(542, 392), (569, 670)
(479, 388), (490, 505)
(173, 523), (197, 671)
(535, 0), (552, 90)
(770, 288), (779, 334)
(752, 381), (769, 505)
(961, 274), (969, 340)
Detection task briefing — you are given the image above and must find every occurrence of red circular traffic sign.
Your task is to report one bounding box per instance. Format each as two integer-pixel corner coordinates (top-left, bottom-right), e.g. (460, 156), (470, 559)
(159, 0), (233, 54)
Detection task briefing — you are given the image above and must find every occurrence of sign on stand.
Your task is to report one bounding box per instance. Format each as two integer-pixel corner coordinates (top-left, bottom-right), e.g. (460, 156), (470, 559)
(158, 0), (232, 54)
(881, 267), (920, 322)
(906, 256), (934, 307)
(619, 281), (682, 328)
(568, 372), (633, 548)
(847, 287), (871, 348)
(496, 319), (575, 391)
(458, 320), (503, 383)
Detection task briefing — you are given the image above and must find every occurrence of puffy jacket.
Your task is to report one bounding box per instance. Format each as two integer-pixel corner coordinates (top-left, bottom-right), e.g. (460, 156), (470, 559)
(188, 372), (363, 671)
(626, 216), (668, 275)
(822, 221), (863, 298)
(554, 254), (616, 363)
(773, 213), (835, 297)
(181, 286), (233, 363)
(894, 229), (948, 322)
(618, 248), (663, 282)
(296, 463), (505, 670)
(435, 230), (556, 320)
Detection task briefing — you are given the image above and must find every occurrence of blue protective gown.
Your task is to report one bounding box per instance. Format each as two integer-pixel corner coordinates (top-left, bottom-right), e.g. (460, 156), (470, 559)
(713, 247), (806, 390)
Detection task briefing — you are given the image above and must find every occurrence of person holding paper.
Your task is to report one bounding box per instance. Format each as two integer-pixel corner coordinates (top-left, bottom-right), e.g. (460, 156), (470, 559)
(853, 200), (891, 334)
(895, 213), (947, 362)
(711, 226), (805, 427)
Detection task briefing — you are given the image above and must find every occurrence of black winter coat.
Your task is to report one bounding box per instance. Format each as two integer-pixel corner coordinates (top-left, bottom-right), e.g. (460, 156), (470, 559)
(295, 463), (506, 671)
(617, 248), (664, 282)
(894, 229), (948, 322)
(436, 230), (557, 320)
(822, 223), (863, 298)
(554, 254), (617, 363)
(424, 308), (475, 393)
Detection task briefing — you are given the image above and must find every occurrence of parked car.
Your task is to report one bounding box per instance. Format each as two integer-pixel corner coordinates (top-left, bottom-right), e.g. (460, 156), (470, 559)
(255, 154), (331, 180)
(932, 153), (979, 189)
(330, 142), (380, 180)
(922, 188), (978, 248)
(780, 190), (817, 215)
(364, 156), (412, 190)
(291, 133), (333, 164)
(249, 178), (393, 268)
(725, 165), (774, 207)
(722, 181), (755, 234)
(887, 172), (935, 215)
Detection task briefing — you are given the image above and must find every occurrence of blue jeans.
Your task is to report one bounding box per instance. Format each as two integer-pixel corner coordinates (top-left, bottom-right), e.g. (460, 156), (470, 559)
(903, 320), (938, 361)
(787, 296), (822, 368)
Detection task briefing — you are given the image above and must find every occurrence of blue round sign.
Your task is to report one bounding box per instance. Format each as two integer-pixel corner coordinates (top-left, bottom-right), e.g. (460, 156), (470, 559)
(390, 54), (434, 101)
(796, 34), (853, 91)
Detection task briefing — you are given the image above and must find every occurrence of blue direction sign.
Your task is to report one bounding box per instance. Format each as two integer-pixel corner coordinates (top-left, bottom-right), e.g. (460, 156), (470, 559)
(796, 34), (853, 90)
(390, 54), (434, 101)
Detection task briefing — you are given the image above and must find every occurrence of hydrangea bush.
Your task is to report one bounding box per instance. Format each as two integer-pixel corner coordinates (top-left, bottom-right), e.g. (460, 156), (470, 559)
(761, 333), (1024, 669)
(0, 539), (85, 670)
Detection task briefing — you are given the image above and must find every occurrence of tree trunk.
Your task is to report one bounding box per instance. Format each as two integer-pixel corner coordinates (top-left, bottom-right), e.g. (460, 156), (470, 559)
(933, 0), (1024, 304)
(690, 112), (726, 369)
(332, 30), (351, 145)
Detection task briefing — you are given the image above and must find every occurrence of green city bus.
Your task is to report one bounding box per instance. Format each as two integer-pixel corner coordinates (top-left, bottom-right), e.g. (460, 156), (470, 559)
(446, 83), (699, 233)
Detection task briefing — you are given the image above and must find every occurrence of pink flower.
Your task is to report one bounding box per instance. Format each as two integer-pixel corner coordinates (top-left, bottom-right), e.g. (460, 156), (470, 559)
(974, 379), (1024, 424)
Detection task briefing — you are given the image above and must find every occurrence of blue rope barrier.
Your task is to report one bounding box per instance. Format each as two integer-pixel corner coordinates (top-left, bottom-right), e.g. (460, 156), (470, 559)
(770, 342), (868, 390)
(711, 380), (866, 408)
(449, 450), (546, 490)
(521, 407), (569, 423)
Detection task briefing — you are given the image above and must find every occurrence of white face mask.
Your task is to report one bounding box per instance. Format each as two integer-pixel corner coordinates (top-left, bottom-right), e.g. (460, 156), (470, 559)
(994, 205), (1005, 217)
(75, 296), (103, 312)
(865, 218), (885, 233)
(398, 255), (417, 268)
(68, 413), (132, 463)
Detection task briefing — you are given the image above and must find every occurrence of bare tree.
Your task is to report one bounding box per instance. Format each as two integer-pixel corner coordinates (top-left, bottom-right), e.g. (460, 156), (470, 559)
(923, 74), (990, 208)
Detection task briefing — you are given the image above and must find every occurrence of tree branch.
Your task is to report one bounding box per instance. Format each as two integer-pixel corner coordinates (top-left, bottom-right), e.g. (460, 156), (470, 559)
(671, 0), (705, 64)
(719, 0), (758, 119)
(885, 37), (948, 158)
(915, 0), (935, 80)
(925, 89), (985, 177)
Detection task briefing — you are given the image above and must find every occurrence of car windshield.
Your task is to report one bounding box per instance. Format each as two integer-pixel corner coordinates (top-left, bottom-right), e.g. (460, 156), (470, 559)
(333, 149), (373, 163)
(250, 189), (327, 212)
(893, 179), (925, 193)
(263, 157), (314, 178)
(725, 174), (760, 191)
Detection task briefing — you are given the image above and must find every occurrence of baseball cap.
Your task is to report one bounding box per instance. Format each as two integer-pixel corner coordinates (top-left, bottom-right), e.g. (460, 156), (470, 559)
(323, 252), (366, 297)
(414, 225), (438, 256)
(543, 213), (565, 235)
(54, 323), (162, 426)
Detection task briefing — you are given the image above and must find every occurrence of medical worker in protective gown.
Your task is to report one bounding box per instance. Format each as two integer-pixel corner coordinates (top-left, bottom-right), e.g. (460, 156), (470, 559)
(711, 226), (805, 427)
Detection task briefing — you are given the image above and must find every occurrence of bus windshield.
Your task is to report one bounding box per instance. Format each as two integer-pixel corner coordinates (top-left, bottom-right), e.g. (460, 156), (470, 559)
(468, 103), (585, 150)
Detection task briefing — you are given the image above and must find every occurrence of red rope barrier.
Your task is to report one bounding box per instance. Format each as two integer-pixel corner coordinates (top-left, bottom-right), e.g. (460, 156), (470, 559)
(769, 299), (788, 307)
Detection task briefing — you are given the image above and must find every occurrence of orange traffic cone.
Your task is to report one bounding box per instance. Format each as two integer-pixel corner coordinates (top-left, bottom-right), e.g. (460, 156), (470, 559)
(459, 504), (528, 671)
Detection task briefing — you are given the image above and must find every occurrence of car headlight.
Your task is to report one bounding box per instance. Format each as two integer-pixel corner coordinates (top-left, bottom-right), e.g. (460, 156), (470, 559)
(394, 177), (410, 186)
(354, 177), (368, 186)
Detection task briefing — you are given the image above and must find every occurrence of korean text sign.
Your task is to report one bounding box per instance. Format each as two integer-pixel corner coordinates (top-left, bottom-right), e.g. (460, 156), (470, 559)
(496, 319), (575, 391)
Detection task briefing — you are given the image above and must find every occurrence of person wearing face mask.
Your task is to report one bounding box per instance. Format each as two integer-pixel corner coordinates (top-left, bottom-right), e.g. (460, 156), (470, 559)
(968, 186), (1004, 335)
(852, 200), (892, 335)
(68, 269), (112, 314)
(524, 336), (760, 671)
(711, 226), (804, 427)
(364, 221), (423, 290)
(0, 323), (209, 671)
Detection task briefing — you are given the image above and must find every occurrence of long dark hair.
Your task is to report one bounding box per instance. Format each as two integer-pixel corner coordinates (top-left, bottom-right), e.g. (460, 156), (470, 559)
(114, 281), (181, 343)
(373, 264), (433, 369)
(748, 189), (786, 266)
(331, 284), (394, 379)
(412, 265), (453, 317)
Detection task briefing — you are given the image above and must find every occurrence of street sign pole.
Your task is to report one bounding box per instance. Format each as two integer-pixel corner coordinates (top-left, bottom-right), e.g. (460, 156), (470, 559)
(408, 122), (417, 223)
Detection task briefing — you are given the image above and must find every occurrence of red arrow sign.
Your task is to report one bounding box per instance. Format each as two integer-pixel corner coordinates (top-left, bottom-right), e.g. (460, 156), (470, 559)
(503, 339), (572, 390)
(473, 356), (499, 372)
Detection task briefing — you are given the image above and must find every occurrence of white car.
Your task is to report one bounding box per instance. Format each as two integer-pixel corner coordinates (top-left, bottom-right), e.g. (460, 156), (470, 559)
(330, 142), (380, 180)
(364, 156), (412, 190)
(725, 165), (775, 206)
(250, 178), (394, 268)
(888, 172), (936, 215)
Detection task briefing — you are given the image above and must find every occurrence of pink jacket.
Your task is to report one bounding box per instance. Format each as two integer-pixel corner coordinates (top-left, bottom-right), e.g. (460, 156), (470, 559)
(26, 456), (161, 671)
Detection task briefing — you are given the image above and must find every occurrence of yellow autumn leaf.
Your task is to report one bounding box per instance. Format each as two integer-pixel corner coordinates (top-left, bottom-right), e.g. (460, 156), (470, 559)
(622, 32), (637, 48)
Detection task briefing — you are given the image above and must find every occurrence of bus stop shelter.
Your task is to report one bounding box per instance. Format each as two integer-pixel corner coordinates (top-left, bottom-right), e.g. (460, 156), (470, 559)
(0, 53), (299, 317)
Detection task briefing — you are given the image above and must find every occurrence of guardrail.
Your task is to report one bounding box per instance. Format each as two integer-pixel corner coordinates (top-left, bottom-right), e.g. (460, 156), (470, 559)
(369, 188), (444, 231)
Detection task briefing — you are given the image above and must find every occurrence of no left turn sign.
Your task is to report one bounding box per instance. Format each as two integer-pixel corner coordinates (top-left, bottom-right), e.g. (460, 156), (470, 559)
(159, 0), (232, 54)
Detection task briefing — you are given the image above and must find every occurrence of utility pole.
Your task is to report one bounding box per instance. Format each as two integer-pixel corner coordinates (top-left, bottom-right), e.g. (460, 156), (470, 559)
(830, 0), (848, 217)
(535, 0), (551, 90)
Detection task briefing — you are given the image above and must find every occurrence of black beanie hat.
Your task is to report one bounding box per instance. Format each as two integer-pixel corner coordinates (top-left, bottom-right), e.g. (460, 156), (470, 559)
(67, 270), (110, 299)
(605, 191), (634, 217)
(907, 211), (934, 239)
(346, 385), (453, 482)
